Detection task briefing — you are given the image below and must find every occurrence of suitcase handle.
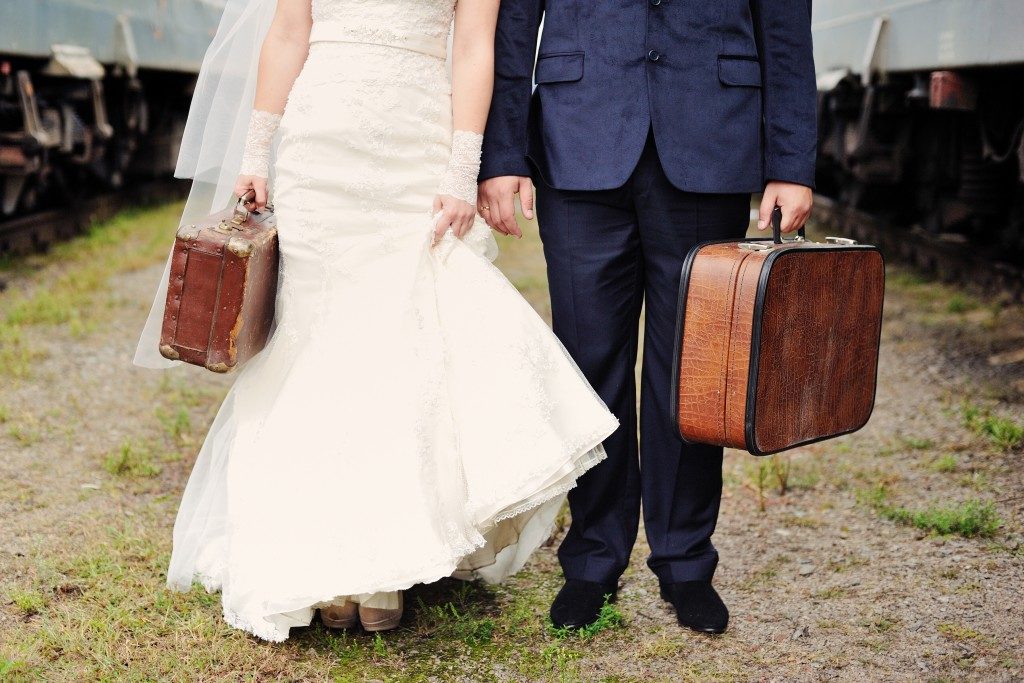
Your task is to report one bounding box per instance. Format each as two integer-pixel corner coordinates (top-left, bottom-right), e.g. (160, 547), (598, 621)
(214, 190), (273, 233)
(234, 189), (273, 220)
(771, 206), (806, 244)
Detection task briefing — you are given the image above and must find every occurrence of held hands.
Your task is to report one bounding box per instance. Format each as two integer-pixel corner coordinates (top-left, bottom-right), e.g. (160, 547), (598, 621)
(757, 181), (813, 234)
(477, 176), (533, 238)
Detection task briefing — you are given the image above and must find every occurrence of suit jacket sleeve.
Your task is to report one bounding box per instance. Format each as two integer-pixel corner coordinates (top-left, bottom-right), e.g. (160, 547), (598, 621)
(752, 0), (818, 189)
(478, 0), (545, 181)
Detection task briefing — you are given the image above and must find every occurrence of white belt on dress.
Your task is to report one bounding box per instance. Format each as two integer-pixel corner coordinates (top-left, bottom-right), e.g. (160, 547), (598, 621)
(308, 21), (447, 60)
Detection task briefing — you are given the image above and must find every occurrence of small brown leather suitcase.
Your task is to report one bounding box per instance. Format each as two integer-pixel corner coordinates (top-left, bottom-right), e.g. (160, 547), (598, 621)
(159, 192), (279, 372)
(672, 208), (884, 455)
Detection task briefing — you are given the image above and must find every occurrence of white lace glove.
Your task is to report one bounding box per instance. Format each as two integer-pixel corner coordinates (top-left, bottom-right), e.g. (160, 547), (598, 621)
(239, 110), (282, 178)
(437, 130), (483, 205)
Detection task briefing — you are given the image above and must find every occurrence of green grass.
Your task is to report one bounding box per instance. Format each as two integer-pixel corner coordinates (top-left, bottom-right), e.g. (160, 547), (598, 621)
(902, 436), (935, 451)
(549, 597), (625, 641)
(938, 623), (983, 641)
(932, 454), (958, 473)
(7, 588), (47, 616)
(0, 521), (618, 682)
(0, 201), (184, 378)
(103, 439), (162, 478)
(155, 407), (193, 447)
(962, 403), (1024, 452)
(945, 294), (977, 314)
(865, 486), (1002, 538)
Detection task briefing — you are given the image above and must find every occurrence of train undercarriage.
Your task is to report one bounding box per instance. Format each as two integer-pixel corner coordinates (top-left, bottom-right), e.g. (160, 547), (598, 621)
(816, 66), (1024, 269)
(0, 48), (194, 220)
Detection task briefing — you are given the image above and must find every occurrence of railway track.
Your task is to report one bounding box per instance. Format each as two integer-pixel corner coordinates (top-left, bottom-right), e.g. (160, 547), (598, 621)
(813, 195), (1024, 302)
(0, 179), (189, 256)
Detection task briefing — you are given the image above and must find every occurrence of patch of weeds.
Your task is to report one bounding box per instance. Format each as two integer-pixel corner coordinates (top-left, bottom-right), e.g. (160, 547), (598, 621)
(550, 597), (624, 640)
(932, 454), (958, 473)
(902, 436), (935, 451)
(865, 485), (1002, 538)
(862, 616), (900, 633)
(370, 633), (387, 657)
(946, 294), (977, 314)
(739, 562), (781, 590)
(6, 423), (42, 447)
(156, 407), (192, 447)
(7, 588), (47, 616)
(540, 642), (581, 682)
(788, 462), (821, 491)
(770, 454), (791, 495)
(417, 599), (496, 646)
(937, 623), (982, 641)
(743, 459), (771, 512)
(104, 439), (162, 478)
(637, 635), (681, 659)
(0, 405), (7, 422)
(0, 659), (32, 679)
(813, 586), (848, 600)
(960, 470), (991, 492)
(781, 513), (821, 529)
(962, 402), (1024, 451)
(831, 441), (854, 455)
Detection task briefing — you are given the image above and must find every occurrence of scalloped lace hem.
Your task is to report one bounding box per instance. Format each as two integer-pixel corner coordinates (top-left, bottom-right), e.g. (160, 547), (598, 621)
(168, 433), (614, 643)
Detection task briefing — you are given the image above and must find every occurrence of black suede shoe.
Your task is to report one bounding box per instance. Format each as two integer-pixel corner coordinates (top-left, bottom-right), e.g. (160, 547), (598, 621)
(659, 580), (729, 634)
(550, 579), (618, 630)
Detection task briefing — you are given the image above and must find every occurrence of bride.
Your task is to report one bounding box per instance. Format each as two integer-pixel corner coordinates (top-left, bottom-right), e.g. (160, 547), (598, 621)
(132, 0), (618, 642)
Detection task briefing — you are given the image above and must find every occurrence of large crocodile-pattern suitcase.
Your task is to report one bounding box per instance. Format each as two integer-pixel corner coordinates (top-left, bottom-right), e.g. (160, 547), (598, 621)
(159, 193), (278, 372)
(672, 208), (885, 455)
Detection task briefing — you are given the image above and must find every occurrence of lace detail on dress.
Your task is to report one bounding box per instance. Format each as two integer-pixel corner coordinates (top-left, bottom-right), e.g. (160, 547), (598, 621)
(239, 110), (282, 178)
(310, 0), (454, 58)
(437, 130), (483, 205)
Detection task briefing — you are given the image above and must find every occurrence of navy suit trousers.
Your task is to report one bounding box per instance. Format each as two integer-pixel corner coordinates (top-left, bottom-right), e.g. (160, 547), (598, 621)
(535, 131), (750, 585)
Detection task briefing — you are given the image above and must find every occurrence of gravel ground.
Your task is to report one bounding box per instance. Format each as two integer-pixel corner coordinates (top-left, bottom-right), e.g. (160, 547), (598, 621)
(0, 208), (1022, 682)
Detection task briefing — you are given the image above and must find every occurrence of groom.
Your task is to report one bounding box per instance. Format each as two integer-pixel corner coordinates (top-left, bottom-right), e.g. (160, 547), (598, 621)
(478, 1), (817, 633)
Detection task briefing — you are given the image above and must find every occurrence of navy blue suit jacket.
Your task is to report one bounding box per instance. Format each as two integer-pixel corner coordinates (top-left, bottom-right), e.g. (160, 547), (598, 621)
(479, 0), (817, 193)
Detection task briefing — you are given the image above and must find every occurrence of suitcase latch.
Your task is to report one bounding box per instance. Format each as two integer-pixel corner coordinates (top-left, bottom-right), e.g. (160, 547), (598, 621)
(826, 236), (858, 245)
(738, 242), (772, 251)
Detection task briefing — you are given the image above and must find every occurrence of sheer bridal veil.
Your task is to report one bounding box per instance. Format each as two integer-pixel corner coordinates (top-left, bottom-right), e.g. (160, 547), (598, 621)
(132, 0), (278, 369)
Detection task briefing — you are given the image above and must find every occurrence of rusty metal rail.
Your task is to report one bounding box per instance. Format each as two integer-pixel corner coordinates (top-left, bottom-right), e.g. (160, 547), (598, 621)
(0, 179), (188, 256)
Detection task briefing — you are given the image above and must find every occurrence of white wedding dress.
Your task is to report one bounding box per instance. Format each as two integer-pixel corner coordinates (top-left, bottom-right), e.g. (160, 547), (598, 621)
(161, 0), (619, 642)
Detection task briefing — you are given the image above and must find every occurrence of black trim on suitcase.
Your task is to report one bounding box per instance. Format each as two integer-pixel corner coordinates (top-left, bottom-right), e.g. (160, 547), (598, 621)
(672, 239), (886, 455)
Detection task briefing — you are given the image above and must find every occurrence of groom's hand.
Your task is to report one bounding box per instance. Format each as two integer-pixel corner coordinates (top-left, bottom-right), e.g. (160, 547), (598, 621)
(478, 176), (534, 238)
(757, 182), (813, 234)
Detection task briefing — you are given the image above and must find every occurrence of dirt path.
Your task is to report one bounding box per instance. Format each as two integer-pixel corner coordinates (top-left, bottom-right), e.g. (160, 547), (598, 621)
(1, 204), (1022, 682)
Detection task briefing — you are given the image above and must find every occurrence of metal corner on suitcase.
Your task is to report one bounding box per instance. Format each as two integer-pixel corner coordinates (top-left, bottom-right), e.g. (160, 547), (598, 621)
(176, 224), (201, 242)
(159, 344), (180, 361)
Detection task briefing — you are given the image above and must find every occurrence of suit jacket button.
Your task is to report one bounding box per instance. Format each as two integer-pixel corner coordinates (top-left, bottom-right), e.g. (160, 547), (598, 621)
(650, 0), (662, 5)
(648, 50), (661, 62)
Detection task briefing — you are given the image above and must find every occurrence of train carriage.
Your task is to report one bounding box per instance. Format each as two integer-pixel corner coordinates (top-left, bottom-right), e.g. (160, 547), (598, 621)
(0, 0), (223, 219)
(813, 0), (1024, 268)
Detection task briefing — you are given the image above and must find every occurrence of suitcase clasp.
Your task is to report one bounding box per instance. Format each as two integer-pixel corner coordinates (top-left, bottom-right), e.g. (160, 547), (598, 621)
(825, 236), (858, 245)
(738, 242), (772, 251)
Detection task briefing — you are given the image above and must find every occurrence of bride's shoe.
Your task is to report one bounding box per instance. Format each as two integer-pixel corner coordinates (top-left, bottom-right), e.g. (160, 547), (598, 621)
(358, 592), (403, 632)
(320, 600), (359, 629)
